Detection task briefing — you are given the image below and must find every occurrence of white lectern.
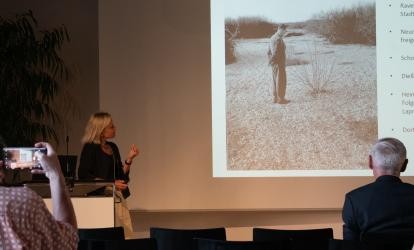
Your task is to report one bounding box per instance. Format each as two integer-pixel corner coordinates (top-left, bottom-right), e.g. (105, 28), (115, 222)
(26, 181), (115, 228)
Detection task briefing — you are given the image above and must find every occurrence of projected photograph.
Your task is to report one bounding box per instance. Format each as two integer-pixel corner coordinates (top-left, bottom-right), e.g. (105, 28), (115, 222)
(211, 0), (377, 176)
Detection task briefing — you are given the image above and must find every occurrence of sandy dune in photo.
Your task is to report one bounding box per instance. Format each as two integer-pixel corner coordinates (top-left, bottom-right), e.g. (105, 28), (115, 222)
(226, 29), (377, 170)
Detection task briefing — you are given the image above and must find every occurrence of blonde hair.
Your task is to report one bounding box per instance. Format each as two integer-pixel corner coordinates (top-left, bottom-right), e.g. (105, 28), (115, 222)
(81, 112), (113, 144)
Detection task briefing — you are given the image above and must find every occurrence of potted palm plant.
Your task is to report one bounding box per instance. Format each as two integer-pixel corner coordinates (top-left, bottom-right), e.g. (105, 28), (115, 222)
(0, 10), (73, 146)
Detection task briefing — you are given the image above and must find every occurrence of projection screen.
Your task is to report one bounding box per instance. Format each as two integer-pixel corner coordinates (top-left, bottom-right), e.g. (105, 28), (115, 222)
(211, 0), (414, 177)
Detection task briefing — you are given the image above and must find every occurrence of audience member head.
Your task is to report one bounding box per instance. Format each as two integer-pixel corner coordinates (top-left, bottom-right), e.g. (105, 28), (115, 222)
(369, 137), (408, 177)
(81, 112), (113, 144)
(0, 161), (4, 184)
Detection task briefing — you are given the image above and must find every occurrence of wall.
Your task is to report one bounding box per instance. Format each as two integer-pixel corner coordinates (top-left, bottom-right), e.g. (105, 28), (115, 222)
(97, 0), (373, 239)
(98, 0), (377, 210)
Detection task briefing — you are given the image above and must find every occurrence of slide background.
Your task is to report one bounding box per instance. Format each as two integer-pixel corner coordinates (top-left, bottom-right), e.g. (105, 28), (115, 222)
(213, 0), (377, 177)
(213, 0), (414, 177)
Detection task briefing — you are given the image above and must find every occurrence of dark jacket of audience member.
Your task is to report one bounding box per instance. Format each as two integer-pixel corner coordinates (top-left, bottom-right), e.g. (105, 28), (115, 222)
(342, 137), (414, 240)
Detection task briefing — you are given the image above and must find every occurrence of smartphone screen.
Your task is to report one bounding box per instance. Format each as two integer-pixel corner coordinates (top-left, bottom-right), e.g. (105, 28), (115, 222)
(3, 147), (46, 170)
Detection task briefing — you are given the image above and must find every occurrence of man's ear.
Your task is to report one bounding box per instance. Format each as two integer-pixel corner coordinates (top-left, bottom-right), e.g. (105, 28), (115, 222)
(369, 155), (373, 170)
(401, 159), (408, 173)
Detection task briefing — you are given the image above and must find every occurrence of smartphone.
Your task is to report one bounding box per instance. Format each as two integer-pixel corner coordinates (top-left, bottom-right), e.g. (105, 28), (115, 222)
(3, 147), (47, 170)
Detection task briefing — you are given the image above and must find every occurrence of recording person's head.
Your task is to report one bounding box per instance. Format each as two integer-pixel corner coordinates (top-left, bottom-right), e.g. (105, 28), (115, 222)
(369, 137), (408, 177)
(0, 136), (7, 184)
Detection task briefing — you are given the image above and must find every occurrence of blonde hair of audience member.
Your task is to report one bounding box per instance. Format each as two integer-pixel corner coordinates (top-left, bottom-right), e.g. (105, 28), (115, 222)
(81, 112), (112, 144)
(369, 137), (408, 178)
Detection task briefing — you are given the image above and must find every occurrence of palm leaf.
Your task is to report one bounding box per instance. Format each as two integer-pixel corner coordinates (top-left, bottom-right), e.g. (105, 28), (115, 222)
(0, 10), (72, 146)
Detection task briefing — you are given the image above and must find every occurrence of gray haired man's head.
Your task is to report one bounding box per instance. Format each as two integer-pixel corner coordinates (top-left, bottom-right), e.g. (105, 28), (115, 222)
(370, 137), (408, 176)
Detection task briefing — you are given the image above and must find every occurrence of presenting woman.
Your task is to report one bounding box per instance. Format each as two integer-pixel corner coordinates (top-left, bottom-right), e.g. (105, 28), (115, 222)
(78, 112), (139, 237)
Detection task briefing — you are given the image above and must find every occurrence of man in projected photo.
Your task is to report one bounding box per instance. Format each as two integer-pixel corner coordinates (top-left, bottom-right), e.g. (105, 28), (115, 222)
(342, 137), (414, 240)
(268, 24), (289, 104)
